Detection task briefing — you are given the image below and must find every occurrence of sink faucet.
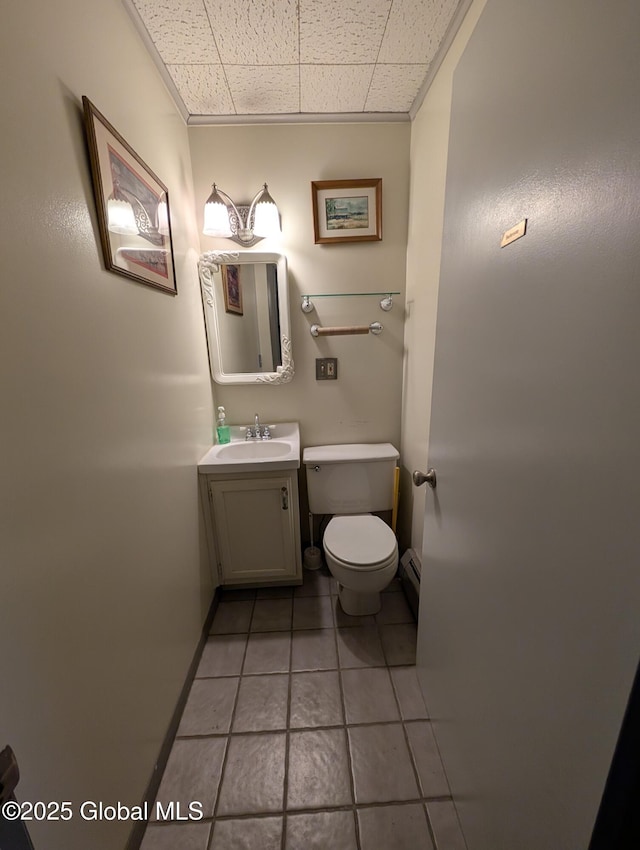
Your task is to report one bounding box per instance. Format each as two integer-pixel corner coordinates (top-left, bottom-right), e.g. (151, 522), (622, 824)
(246, 413), (271, 440)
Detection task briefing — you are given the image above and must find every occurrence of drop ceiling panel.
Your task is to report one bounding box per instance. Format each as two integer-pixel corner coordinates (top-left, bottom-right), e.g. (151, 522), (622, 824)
(203, 0), (299, 64)
(300, 65), (374, 113)
(226, 65), (300, 114)
(167, 64), (234, 114)
(299, 0), (392, 64)
(132, 0), (221, 64)
(126, 0), (468, 122)
(377, 0), (441, 63)
(365, 64), (429, 112)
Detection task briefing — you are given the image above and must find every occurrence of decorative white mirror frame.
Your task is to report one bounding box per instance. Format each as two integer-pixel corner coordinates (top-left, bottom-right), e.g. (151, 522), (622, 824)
(198, 250), (294, 385)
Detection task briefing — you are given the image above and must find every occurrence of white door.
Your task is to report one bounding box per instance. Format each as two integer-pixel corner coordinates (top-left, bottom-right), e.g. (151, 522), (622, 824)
(416, 1), (640, 849)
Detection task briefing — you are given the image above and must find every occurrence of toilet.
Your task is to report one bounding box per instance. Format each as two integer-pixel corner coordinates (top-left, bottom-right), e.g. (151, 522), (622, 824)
(303, 443), (399, 615)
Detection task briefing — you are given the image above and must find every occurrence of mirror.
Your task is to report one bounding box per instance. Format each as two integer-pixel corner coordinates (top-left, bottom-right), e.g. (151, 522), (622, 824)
(198, 251), (294, 385)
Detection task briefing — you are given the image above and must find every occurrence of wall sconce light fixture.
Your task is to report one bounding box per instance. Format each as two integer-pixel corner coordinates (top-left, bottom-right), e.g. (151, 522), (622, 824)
(203, 183), (281, 246)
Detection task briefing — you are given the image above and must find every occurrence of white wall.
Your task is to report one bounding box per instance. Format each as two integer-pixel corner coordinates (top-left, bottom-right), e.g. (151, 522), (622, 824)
(0, 2), (214, 848)
(189, 123), (410, 462)
(399, 0), (487, 553)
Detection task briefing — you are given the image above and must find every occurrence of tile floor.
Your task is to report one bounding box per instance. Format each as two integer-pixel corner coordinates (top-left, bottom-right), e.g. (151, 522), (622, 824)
(140, 568), (466, 850)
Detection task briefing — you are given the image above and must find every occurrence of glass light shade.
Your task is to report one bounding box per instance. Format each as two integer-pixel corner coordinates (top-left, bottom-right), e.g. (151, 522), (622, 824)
(252, 196), (281, 238)
(107, 198), (137, 235)
(203, 186), (233, 237)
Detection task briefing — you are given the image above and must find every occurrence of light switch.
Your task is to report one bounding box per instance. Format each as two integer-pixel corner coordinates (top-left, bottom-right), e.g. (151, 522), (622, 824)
(316, 358), (338, 380)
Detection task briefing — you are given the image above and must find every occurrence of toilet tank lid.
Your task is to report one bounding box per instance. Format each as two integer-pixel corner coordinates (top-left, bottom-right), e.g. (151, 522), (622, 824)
(303, 443), (399, 464)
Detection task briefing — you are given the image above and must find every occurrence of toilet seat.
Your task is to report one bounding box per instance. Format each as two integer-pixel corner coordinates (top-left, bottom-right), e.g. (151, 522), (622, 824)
(323, 515), (397, 571)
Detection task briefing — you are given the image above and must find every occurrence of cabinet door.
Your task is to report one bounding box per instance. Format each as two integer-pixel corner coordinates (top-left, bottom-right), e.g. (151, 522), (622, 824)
(210, 476), (298, 583)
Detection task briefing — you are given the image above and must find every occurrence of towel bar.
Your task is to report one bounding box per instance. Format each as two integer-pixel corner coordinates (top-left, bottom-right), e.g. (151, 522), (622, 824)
(310, 322), (383, 337)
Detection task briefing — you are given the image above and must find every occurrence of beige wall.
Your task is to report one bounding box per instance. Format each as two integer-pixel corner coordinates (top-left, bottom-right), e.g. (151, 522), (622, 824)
(0, 2), (214, 849)
(398, 0), (487, 554)
(189, 123), (410, 472)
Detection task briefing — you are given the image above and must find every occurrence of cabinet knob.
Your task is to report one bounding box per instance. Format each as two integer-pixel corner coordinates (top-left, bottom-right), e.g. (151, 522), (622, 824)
(281, 486), (289, 510)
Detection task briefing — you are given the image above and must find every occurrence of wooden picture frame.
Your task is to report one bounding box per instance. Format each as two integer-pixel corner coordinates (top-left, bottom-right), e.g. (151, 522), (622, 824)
(311, 178), (382, 244)
(221, 264), (243, 315)
(82, 96), (177, 295)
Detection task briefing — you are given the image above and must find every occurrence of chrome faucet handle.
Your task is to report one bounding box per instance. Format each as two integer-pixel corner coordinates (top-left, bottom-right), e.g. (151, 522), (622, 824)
(262, 426), (271, 439)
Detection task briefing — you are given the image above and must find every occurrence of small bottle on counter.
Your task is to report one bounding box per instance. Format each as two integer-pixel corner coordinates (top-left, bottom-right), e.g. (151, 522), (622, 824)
(216, 406), (231, 444)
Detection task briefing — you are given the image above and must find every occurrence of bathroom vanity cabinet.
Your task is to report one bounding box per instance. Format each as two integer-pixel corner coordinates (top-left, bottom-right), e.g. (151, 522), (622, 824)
(200, 470), (302, 587)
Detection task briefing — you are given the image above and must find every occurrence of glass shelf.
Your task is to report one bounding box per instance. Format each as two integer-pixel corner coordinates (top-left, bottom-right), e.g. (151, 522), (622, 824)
(301, 291), (400, 313)
(301, 291), (400, 298)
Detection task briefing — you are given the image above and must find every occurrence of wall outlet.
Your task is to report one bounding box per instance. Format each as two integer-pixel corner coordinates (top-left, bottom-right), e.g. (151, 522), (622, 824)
(316, 358), (338, 380)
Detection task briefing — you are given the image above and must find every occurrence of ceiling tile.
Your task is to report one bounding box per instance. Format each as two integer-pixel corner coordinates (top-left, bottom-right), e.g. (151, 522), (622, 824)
(167, 64), (235, 114)
(301, 65), (374, 113)
(364, 63), (428, 112)
(127, 0), (465, 119)
(377, 0), (441, 63)
(300, 0), (392, 64)
(203, 0), (299, 64)
(132, 0), (219, 64)
(433, 0), (461, 42)
(225, 66), (300, 114)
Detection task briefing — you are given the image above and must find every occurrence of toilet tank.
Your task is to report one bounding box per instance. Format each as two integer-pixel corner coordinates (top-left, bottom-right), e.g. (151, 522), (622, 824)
(303, 443), (399, 514)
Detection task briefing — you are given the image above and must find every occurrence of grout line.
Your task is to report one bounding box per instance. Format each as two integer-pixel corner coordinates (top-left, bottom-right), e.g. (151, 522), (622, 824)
(280, 619), (294, 850)
(209, 597), (255, 827)
(153, 795), (456, 827)
(334, 603), (362, 850)
(175, 717), (457, 742)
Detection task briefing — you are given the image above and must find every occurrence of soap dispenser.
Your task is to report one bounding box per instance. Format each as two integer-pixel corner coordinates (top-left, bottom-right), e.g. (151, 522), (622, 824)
(216, 406), (231, 444)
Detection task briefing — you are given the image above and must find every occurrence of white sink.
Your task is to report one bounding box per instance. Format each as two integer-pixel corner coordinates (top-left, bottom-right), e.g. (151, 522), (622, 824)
(216, 441), (293, 460)
(198, 422), (300, 474)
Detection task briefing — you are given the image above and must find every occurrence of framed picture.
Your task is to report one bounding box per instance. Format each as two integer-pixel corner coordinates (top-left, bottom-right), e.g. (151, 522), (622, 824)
(82, 96), (177, 295)
(311, 178), (382, 244)
(221, 264), (243, 315)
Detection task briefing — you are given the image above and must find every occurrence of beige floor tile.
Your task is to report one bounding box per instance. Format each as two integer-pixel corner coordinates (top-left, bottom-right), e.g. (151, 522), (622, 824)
(390, 666), (429, 720)
(197, 635), (247, 678)
(291, 628), (337, 671)
(379, 623), (417, 666)
(292, 594), (334, 629)
(140, 822), (211, 850)
(153, 738), (226, 819)
(341, 667), (400, 724)
(376, 591), (415, 625)
(358, 803), (434, 850)
(210, 815), (283, 850)
(243, 631), (291, 674)
(216, 733), (286, 816)
(210, 600), (254, 634)
(426, 800), (467, 850)
(285, 810), (358, 850)
(348, 724), (420, 804)
(287, 728), (353, 809)
(405, 721), (451, 798)
(251, 597), (293, 632)
(293, 568), (333, 597)
(232, 673), (289, 732)
(336, 626), (386, 668)
(177, 677), (239, 736)
(289, 670), (343, 728)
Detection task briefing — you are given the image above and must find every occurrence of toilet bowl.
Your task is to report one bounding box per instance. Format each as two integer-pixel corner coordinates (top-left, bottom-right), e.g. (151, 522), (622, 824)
(323, 514), (398, 615)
